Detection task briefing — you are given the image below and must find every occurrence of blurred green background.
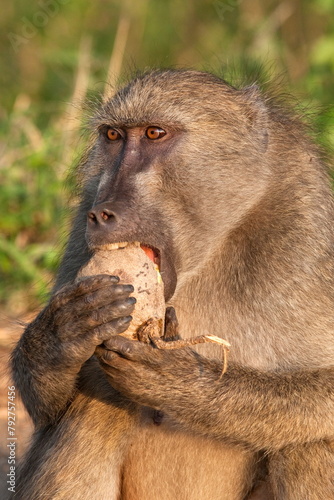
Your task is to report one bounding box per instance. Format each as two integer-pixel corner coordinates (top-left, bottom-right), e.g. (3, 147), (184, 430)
(1, 0), (333, 316)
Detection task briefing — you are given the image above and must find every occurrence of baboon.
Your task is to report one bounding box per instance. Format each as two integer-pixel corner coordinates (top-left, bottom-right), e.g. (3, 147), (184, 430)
(11, 69), (334, 500)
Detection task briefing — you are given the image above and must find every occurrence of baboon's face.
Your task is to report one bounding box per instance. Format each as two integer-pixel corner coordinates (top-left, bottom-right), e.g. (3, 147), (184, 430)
(84, 71), (270, 300)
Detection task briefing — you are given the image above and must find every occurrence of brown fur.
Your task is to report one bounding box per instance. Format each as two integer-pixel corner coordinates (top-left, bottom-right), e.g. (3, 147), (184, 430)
(10, 70), (334, 499)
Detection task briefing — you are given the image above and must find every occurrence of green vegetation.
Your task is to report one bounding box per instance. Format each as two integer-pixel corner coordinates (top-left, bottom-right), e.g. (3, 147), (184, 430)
(1, 0), (333, 314)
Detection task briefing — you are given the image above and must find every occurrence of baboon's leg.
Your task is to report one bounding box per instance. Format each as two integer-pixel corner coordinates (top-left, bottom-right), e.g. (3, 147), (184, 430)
(13, 359), (137, 500)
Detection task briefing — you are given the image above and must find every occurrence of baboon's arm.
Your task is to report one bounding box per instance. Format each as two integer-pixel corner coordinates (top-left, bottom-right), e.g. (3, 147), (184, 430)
(97, 336), (334, 451)
(11, 314), (80, 426)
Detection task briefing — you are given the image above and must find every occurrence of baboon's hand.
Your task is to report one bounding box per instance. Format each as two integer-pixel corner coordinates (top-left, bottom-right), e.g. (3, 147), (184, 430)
(35, 275), (136, 367)
(96, 335), (207, 409)
(95, 306), (197, 408)
(12, 275), (136, 426)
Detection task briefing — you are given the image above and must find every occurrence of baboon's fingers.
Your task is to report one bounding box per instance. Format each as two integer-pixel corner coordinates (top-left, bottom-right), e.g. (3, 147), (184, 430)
(51, 275), (122, 311)
(53, 287), (135, 319)
(93, 316), (134, 344)
(100, 334), (154, 362)
(84, 298), (136, 327)
(163, 306), (180, 341)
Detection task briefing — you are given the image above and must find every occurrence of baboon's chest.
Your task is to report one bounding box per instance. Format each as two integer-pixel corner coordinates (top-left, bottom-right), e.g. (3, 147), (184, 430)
(120, 408), (256, 500)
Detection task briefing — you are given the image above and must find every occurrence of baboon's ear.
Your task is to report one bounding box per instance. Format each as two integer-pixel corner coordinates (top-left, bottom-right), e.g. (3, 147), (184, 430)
(241, 84), (268, 153)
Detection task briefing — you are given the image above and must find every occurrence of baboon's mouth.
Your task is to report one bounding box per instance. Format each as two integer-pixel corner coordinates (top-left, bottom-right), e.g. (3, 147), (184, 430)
(140, 244), (161, 269)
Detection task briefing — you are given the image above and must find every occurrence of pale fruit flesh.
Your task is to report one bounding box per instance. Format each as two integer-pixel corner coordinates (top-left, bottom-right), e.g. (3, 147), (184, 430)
(76, 243), (165, 340)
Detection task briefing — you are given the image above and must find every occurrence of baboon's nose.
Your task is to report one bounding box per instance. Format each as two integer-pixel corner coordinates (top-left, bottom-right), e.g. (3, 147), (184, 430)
(86, 200), (133, 248)
(87, 202), (117, 229)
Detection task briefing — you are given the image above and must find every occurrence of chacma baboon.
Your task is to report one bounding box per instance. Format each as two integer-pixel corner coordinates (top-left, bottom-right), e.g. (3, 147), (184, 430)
(11, 70), (334, 500)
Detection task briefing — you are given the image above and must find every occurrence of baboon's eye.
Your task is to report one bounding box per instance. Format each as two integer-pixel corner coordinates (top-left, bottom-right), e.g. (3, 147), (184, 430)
(146, 127), (166, 140)
(106, 128), (122, 141)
